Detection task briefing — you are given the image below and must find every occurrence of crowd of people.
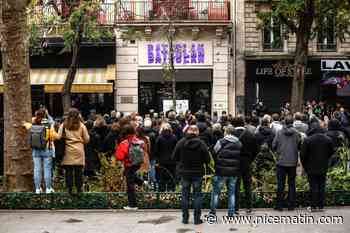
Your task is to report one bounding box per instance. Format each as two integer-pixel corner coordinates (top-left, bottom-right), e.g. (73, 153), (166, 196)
(14, 102), (350, 225)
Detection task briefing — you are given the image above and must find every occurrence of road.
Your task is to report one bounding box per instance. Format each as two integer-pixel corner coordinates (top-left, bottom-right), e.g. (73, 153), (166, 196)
(0, 208), (349, 233)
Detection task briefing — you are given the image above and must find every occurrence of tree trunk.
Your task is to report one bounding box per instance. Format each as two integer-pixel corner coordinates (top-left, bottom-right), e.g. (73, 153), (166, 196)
(0, 0), (33, 191)
(290, 0), (315, 113)
(291, 33), (308, 113)
(169, 33), (176, 111)
(62, 27), (82, 114)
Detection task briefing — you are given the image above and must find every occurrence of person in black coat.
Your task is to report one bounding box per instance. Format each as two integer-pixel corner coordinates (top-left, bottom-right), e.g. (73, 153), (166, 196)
(196, 112), (213, 148)
(301, 123), (334, 211)
(231, 116), (259, 213)
(255, 118), (276, 186)
(326, 119), (347, 167)
(154, 123), (177, 191)
(102, 122), (121, 156)
(84, 120), (101, 177)
(172, 125), (210, 225)
(209, 125), (242, 217)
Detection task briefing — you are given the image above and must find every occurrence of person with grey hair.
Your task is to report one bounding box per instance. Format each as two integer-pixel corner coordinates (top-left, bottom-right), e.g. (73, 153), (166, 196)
(209, 125), (242, 217)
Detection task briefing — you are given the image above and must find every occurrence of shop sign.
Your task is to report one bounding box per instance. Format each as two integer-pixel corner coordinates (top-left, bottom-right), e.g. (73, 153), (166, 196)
(139, 41), (213, 67)
(255, 61), (312, 78)
(321, 60), (350, 71)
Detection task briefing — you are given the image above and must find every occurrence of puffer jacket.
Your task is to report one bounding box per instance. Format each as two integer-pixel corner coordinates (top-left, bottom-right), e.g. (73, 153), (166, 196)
(213, 135), (241, 177)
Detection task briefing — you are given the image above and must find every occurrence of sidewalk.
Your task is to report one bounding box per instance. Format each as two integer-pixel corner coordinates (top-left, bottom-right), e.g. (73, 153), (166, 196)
(0, 208), (349, 233)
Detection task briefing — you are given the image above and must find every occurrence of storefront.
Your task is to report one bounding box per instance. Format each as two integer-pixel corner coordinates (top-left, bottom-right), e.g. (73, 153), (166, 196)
(0, 67), (115, 117)
(245, 60), (321, 114)
(320, 60), (350, 108)
(116, 33), (231, 115)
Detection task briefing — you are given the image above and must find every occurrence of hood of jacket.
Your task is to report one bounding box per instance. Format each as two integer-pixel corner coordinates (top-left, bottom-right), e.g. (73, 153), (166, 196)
(183, 134), (203, 150)
(259, 126), (274, 136)
(223, 134), (240, 143)
(282, 125), (297, 136)
(197, 122), (208, 133)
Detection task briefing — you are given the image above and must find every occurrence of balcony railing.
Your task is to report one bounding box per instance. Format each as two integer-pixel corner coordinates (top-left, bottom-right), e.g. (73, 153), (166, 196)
(30, 3), (115, 26)
(116, 0), (230, 23)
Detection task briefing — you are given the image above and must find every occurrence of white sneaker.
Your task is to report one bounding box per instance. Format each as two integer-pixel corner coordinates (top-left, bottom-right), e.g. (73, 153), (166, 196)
(46, 188), (55, 194)
(123, 206), (138, 211)
(35, 189), (41, 194)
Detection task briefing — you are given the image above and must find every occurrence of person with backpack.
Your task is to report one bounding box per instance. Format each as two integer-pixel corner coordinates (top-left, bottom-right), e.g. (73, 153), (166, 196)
(172, 125), (210, 225)
(27, 108), (58, 194)
(116, 124), (147, 210)
(57, 108), (90, 195)
(209, 125), (242, 217)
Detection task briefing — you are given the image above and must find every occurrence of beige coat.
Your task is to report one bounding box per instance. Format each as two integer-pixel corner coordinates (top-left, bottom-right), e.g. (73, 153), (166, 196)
(58, 123), (90, 166)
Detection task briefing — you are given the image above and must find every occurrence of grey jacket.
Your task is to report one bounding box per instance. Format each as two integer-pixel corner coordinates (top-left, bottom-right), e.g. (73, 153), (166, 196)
(293, 120), (309, 134)
(272, 125), (301, 167)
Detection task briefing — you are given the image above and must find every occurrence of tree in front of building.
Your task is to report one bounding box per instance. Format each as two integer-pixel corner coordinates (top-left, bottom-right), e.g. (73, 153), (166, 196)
(30, 0), (113, 113)
(0, 0), (33, 191)
(258, 0), (350, 113)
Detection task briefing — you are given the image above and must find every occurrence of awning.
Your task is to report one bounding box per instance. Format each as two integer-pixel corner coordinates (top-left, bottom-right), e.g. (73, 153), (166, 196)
(0, 68), (114, 93)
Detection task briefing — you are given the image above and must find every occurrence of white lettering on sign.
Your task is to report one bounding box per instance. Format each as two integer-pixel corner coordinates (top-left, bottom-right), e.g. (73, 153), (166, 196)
(139, 41), (213, 67)
(321, 60), (350, 71)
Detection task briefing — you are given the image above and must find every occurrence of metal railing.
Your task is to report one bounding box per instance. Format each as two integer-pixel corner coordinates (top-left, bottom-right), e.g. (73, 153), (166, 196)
(116, 0), (230, 23)
(30, 3), (115, 26)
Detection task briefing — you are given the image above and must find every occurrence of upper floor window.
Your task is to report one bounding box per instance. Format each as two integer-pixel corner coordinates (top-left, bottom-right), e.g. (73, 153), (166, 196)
(263, 16), (283, 52)
(317, 16), (337, 52)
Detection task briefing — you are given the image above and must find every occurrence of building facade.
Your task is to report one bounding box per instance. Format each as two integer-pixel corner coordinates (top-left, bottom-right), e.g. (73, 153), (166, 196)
(115, 0), (232, 115)
(237, 0), (350, 114)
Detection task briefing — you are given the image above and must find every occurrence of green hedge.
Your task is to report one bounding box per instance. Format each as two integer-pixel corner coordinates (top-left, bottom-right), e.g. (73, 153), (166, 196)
(1, 191), (350, 209)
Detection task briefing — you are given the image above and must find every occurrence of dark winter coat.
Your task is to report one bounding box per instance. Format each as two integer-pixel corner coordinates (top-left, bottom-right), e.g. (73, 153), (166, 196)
(0, 127), (3, 176)
(233, 127), (259, 170)
(92, 125), (109, 152)
(213, 135), (241, 177)
(154, 132), (178, 165)
(84, 129), (101, 172)
(255, 126), (275, 171)
(102, 130), (120, 155)
(255, 126), (275, 150)
(143, 127), (158, 161)
(301, 128), (334, 175)
(168, 119), (183, 140)
(172, 134), (211, 178)
(197, 121), (213, 148)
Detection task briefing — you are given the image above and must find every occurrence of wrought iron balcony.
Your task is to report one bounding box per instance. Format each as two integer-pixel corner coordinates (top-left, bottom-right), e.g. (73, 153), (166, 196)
(115, 0), (231, 24)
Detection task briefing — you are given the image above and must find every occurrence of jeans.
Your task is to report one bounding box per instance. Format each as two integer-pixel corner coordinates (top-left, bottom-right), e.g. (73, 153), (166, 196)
(124, 165), (143, 207)
(149, 160), (157, 184)
(276, 165), (296, 209)
(307, 174), (326, 209)
(64, 165), (83, 193)
(32, 149), (53, 190)
(181, 177), (203, 223)
(210, 176), (237, 217)
(235, 168), (252, 210)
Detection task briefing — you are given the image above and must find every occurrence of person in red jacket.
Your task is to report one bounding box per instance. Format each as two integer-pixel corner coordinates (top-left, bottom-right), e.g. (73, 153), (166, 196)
(116, 124), (146, 210)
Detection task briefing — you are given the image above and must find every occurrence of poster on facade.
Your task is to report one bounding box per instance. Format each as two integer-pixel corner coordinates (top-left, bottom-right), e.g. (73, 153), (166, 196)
(163, 100), (189, 113)
(139, 40), (213, 67)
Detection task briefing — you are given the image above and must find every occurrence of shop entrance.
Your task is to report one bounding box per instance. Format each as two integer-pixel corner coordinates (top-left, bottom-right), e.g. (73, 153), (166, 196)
(139, 69), (212, 115)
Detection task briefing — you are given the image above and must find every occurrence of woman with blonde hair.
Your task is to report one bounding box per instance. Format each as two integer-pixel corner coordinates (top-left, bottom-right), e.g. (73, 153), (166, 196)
(58, 108), (90, 194)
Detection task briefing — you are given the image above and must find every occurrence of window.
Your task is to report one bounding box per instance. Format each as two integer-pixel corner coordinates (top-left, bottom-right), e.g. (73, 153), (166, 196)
(263, 16), (283, 51)
(317, 16), (336, 52)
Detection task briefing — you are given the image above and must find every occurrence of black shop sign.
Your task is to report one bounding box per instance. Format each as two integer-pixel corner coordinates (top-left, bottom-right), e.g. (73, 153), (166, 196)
(247, 60), (318, 79)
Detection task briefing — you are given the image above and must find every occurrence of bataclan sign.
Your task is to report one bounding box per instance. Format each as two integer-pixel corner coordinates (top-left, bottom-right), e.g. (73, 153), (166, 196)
(321, 60), (350, 72)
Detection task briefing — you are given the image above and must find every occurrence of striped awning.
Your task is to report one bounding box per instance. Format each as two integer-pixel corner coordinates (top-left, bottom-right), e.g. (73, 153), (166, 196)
(0, 68), (114, 93)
